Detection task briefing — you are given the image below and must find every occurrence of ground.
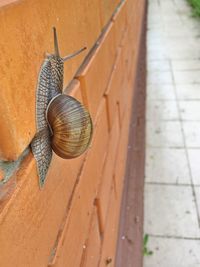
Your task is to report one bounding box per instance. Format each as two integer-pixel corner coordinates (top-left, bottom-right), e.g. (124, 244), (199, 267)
(144, 0), (200, 266)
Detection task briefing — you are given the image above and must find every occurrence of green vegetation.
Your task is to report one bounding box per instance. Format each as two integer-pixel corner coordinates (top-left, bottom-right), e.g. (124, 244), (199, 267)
(143, 234), (153, 256)
(187, 0), (200, 17)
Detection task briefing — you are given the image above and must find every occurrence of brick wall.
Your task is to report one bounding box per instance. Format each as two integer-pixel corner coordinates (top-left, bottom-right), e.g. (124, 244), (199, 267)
(0, 0), (146, 266)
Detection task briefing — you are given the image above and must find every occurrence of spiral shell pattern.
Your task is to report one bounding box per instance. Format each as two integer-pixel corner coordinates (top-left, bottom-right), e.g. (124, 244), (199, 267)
(46, 94), (93, 159)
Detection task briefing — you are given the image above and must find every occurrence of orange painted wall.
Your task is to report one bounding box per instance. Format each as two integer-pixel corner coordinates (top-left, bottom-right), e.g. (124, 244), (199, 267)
(0, 0), (146, 266)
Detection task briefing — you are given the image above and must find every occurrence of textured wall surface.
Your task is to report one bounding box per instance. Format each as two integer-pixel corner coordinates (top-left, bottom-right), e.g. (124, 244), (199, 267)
(0, 0), (146, 266)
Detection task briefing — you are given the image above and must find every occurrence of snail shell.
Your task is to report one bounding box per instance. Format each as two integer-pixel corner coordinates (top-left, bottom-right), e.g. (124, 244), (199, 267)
(46, 94), (93, 159)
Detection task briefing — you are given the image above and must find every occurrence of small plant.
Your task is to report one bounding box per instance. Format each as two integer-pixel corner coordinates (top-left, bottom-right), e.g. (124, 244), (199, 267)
(143, 234), (153, 256)
(187, 0), (200, 17)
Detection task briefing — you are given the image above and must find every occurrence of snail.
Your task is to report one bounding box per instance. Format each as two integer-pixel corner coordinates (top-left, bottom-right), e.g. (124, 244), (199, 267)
(31, 27), (93, 187)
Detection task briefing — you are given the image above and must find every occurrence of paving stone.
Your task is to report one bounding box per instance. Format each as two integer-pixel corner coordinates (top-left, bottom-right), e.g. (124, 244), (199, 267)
(147, 49), (167, 61)
(170, 49), (200, 60)
(147, 60), (171, 72)
(183, 122), (200, 147)
(145, 148), (190, 184)
(146, 121), (184, 148)
(147, 84), (176, 100)
(173, 70), (200, 84)
(146, 100), (179, 121)
(147, 71), (173, 84)
(172, 60), (200, 71)
(144, 237), (200, 267)
(179, 101), (200, 121)
(194, 187), (200, 216)
(165, 27), (196, 38)
(188, 150), (200, 185)
(176, 84), (200, 100)
(144, 184), (200, 238)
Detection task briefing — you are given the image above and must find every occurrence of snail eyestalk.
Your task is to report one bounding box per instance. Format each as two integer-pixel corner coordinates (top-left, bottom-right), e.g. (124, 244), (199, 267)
(62, 46), (87, 62)
(53, 27), (60, 57)
(53, 26), (86, 61)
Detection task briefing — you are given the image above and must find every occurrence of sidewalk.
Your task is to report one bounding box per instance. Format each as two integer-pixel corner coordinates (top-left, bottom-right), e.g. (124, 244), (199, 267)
(144, 0), (200, 266)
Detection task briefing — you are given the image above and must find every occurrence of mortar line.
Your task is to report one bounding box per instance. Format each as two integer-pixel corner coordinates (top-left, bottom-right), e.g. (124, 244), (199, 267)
(148, 233), (200, 241)
(149, 57), (200, 61)
(147, 145), (200, 149)
(147, 119), (200, 122)
(145, 181), (194, 187)
(146, 99), (200, 102)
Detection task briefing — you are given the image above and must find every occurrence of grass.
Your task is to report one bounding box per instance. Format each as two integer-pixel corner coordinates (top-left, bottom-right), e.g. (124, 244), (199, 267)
(143, 234), (153, 256)
(187, 0), (200, 17)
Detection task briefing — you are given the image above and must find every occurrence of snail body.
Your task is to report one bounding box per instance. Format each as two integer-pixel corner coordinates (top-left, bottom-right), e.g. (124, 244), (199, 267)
(31, 27), (93, 187)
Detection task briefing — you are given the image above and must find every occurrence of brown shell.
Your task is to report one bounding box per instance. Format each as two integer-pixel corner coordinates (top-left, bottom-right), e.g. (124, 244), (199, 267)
(46, 94), (93, 159)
